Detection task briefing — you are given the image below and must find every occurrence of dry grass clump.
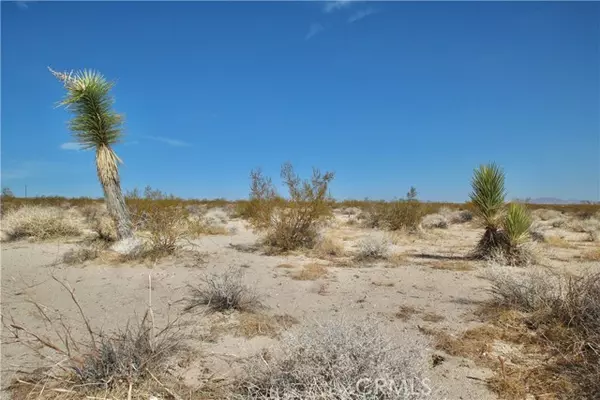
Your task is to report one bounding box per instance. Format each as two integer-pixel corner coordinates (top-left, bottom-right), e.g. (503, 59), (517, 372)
(483, 268), (600, 398)
(245, 163), (334, 252)
(232, 316), (431, 400)
(394, 305), (421, 321)
(313, 234), (345, 257)
(427, 260), (474, 271)
(62, 242), (108, 265)
(420, 213), (448, 229)
(211, 313), (299, 339)
(440, 208), (473, 224)
(291, 263), (329, 281)
(568, 217), (600, 240)
(2, 205), (83, 240)
(80, 205), (118, 242)
(3, 277), (184, 400)
(544, 235), (574, 248)
(485, 267), (562, 312)
(581, 248), (600, 261)
(532, 208), (563, 221)
(186, 266), (262, 312)
(354, 236), (390, 262)
(187, 216), (229, 236)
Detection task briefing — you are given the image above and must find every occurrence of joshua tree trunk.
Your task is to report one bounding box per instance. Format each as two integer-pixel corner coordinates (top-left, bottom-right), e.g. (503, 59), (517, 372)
(101, 174), (133, 239)
(96, 145), (134, 240)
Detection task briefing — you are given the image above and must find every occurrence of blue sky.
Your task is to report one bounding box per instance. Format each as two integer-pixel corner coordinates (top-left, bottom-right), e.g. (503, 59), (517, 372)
(2, 1), (599, 202)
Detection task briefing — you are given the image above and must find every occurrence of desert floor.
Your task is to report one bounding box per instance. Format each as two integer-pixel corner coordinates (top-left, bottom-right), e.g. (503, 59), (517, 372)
(2, 207), (598, 399)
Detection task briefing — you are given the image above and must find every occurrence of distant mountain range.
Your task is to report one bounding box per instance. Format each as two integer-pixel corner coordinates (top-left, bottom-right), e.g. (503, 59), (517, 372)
(527, 197), (597, 205)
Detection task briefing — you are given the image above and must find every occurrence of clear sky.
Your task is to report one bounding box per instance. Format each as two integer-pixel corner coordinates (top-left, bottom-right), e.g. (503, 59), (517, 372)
(2, 1), (599, 202)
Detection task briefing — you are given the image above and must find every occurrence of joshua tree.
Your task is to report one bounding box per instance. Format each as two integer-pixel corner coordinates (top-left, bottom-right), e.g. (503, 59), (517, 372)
(1, 187), (15, 198)
(469, 163), (532, 265)
(50, 68), (134, 242)
(469, 163), (508, 258)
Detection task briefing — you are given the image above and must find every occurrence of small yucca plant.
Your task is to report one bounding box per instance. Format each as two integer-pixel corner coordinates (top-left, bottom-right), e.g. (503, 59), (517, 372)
(503, 203), (532, 248)
(469, 163), (509, 258)
(501, 203), (533, 265)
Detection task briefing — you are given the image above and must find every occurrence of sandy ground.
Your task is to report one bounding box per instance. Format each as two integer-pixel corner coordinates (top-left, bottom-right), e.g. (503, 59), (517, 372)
(2, 209), (599, 399)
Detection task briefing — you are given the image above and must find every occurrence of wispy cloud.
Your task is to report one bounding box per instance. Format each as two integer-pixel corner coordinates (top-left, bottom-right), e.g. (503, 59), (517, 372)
(348, 8), (377, 23)
(144, 136), (191, 147)
(1, 168), (31, 180)
(305, 23), (325, 40)
(323, 0), (355, 13)
(60, 142), (82, 151)
(1, 161), (62, 181)
(16, 0), (33, 9)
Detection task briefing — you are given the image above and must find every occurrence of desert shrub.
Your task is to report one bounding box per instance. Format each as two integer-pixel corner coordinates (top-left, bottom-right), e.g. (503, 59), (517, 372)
(533, 209), (563, 221)
(485, 268), (600, 397)
(186, 266), (261, 312)
(81, 206), (118, 242)
(354, 236), (390, 261)
(245, 163), (334, 252)
(233, 316), (430, 400)
(4, 277), (183, 398)
(187, 216), (229, 236)
(485, 267), (562, 312)
(421, 213), (448, 229)
(2, 205), (83, 240)
(314, 235), (345, 257)
(131, 203), (190, 256)
(62, 244), (104, 265)
(529, 222), (546, 243)
(361, 202), (388, 229)
(384, 199), (425, 231)
(452, 209), (473, 223)
(363, 199), (425, 232)
(568, 217), (600, 237)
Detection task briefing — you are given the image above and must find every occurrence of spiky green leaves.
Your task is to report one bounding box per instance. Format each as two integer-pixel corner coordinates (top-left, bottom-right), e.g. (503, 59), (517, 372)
(51, 69), (123, 150)
(469, 163), (506, 229)
(503, 203), (532, 247)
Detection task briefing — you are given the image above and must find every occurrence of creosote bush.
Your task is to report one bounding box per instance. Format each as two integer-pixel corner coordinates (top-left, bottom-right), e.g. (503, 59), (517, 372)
(245, 162), (334, 252)
(130, 201), (190, 257)
(186, 266), (262, 312)
(233, 316), (431, 400)
(2, 205), (83, 240)
(362, 192), (426, 232)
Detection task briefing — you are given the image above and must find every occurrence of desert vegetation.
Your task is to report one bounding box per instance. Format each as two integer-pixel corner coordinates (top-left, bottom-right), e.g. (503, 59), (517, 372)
(244, 162), (335, 252)
(49, 68), (136, 253)
(2, 158), (600, 400)
(470, 163), (534, 265)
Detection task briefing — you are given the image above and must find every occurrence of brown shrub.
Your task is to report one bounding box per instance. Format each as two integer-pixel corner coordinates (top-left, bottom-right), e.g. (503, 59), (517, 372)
(131, 203), (190, 257)
(245, 163), (334, 252)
